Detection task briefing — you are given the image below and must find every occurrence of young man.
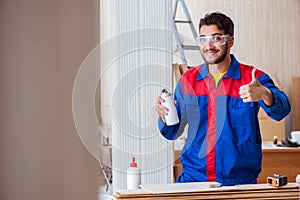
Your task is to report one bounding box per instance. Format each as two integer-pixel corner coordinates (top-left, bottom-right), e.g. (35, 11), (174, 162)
(155, 12), (290, 186)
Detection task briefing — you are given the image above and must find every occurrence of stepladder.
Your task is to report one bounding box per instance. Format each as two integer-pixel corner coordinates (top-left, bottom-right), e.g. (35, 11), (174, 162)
(173, 0), (200, 67)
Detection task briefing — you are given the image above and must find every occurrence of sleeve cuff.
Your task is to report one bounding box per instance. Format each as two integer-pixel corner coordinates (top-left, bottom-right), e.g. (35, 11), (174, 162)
(158, 117), (166, 132)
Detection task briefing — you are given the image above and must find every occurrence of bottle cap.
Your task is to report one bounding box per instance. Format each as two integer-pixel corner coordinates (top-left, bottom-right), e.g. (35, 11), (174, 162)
(130, 157), (137, 168)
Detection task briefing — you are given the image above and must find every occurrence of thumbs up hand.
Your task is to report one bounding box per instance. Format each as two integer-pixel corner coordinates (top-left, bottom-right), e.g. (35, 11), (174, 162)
(239, 68), (274, 106)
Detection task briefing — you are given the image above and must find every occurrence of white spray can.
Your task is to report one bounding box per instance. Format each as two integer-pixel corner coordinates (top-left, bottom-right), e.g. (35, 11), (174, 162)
(160, 89), (179, 126)
(126, 157), (141, 190)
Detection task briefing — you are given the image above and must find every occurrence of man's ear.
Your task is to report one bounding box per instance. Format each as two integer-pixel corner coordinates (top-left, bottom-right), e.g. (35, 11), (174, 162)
(228, 36), (234, 48)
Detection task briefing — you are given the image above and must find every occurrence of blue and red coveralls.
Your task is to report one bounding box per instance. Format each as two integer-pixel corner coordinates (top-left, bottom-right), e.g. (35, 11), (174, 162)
(158, 55), (291, 186)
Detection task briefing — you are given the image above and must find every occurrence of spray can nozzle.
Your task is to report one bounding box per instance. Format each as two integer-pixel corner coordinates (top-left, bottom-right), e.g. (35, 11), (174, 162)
(162, 88), (168, 93)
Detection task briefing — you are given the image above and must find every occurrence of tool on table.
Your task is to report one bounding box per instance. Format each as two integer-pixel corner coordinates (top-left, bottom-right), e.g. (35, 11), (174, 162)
(267, 174), (287, 187)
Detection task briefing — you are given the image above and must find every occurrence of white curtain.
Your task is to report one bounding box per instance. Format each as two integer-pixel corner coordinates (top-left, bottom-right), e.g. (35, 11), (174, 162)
(110, 0), (174, 191)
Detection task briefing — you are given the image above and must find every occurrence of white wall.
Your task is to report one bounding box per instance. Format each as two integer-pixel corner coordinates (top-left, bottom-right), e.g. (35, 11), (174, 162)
(0, 0), (99, 200)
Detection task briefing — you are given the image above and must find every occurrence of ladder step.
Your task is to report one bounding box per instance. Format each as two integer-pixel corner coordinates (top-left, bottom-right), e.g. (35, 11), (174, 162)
(174, 20), (191, 23)
(182, 45), (200, 50)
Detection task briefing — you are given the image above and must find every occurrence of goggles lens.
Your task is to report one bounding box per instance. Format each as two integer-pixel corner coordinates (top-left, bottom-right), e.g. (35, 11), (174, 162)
(196, 34), (230, 46)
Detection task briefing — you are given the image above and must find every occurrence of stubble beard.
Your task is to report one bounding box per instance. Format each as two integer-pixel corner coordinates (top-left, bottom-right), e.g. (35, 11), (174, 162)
(201, 43), (228, 65)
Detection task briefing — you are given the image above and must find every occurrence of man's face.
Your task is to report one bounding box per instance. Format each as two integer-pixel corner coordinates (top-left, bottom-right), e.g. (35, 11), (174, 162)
(199, 25), (232, 65)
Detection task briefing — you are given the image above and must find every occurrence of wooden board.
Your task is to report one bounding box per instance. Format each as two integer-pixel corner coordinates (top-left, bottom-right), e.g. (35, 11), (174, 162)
(114, 183), (299, 200)
(140, 182), (221, 194)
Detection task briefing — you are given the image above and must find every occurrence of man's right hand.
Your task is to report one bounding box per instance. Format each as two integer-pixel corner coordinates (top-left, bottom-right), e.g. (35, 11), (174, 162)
(155, 95), (168, 123)
(155, 89), (177, 124)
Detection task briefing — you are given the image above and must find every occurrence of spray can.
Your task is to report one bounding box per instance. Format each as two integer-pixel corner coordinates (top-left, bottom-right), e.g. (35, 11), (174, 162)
(160, 89), (179, 126)
(126, 157), (141, 190)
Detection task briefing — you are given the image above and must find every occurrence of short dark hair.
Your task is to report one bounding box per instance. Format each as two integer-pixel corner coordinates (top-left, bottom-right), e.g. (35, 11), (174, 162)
(199, 12), (234, 36)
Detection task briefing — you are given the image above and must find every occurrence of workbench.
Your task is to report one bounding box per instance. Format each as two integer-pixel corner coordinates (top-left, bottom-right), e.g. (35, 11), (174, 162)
(113, 143), (300, 199)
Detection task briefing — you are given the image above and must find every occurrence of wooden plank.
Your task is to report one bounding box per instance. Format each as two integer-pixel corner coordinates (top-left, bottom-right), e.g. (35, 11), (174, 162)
(140, 182), (221, 194)
(114, 192), (300, 200)
(114, 183), (299, 199)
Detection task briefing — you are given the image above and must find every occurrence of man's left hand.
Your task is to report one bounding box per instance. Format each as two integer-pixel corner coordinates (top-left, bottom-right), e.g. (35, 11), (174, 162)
(239, 68), (274, 107)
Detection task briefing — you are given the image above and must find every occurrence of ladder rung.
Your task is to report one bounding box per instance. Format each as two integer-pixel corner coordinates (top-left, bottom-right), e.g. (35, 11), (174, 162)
(182, 45), (200, 50)
(174, 20), (191, 23)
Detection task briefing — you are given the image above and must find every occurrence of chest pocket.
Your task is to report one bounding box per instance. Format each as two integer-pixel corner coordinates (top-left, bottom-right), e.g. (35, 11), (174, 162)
(229, 98), (256, 128)
(182, 95), (200, 124)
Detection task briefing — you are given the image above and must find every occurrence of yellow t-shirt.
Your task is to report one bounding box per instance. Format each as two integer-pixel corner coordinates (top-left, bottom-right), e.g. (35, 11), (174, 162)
(210, 71), (227, 86)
